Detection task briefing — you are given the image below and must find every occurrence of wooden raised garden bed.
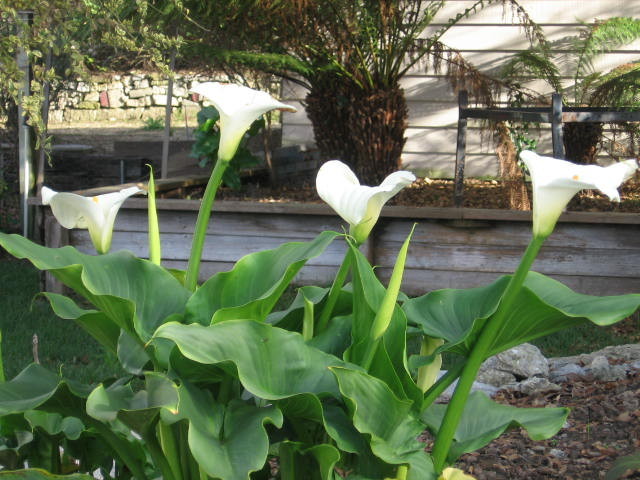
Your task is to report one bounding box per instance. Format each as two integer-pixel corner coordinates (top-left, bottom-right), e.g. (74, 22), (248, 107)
(40, 178), (640, 296)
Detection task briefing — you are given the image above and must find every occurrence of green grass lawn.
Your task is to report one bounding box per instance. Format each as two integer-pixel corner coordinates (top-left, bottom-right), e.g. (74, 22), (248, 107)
(0, 257), (123, 384)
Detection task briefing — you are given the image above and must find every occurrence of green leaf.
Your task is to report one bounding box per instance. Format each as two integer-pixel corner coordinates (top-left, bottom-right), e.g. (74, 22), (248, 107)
(41, 293), (120, 355)
(0, 234), (190, 342)
(86, 372), (178, 433)
(0, 469), (94, 479)
(155, 321), (352, 400)
(184, 231), (339, 325)
(348, 246), (422, 406)
(279, 441), (340, 480)
(175, 381), (282, 480)
(421, 391), (569, 463)
(117, 330), (150, 375)
(606, 451), (640, 480)
(0, 364), (90, 416)
(404, 272), (640, 358)
(23, 411), (84, 440)
(331, 367), (434, 476)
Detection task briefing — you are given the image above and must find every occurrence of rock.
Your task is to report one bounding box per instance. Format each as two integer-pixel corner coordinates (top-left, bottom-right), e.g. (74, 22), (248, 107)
(549, 362), (587, 383)
(510, 377), (562, 395)
(587, 355), (627, 382)
(482, 343), (549, 379)
(476, 368), (517, 387)
(549, 448), (567, 459)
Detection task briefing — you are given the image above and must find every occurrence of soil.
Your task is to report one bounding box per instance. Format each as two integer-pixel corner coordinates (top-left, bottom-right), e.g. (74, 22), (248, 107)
(445, 372), (640, 480)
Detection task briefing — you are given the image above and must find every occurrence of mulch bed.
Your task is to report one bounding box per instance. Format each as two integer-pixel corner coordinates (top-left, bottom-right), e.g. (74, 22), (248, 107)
(447, 372), (640, 479)
(179, 177), (640, 213)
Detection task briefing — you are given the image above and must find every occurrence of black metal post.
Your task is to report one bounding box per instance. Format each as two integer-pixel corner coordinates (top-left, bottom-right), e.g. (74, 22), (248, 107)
(551, 93), (564, 159)
(454, 90), (468, 208)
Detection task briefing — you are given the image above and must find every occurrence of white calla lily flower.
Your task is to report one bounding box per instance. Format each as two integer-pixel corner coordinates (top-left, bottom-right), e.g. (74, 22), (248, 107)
(520, 150), (637, 238)
(316, 160), (416, 244)
(190, 82), (297, 162)
(42, 186), (142, 254)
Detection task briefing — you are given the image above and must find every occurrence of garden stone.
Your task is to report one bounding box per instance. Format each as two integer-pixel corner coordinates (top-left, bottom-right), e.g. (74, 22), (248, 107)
(476, 368), (517, 387)
(586, 355), (628, 382)
(481, 343), (549, 379)
(508, 377), (562, 395)
(549, 363), (587, 383)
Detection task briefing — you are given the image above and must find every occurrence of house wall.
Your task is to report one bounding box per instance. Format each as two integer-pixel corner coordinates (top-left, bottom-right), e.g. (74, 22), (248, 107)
(280, 0), (640, 177)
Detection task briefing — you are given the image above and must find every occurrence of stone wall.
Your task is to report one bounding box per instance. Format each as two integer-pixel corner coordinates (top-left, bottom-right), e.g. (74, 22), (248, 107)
(48, 72), (223, 124)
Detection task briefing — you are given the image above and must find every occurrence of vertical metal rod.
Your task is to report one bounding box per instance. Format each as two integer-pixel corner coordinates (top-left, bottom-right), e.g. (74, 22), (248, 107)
(454, 90), (468, 208)
(551, 93), (564, 159)
(17, 10), (33, 237)
(161, 50), (177, 179)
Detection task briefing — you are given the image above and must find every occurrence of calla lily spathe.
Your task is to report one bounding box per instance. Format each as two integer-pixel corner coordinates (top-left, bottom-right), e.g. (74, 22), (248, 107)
(316, 160), (416, 244)
(190, 82), (297, 162)
(520, 150), (637, 238)
(42, 186), (142, 254)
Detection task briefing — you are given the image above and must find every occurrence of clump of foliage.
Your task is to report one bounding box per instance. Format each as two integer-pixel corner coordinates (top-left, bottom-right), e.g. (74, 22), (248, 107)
(190, 106), (263, 189)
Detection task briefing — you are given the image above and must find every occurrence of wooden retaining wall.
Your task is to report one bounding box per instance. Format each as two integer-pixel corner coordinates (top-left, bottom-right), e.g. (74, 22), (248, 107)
(44, 199), (640, 296)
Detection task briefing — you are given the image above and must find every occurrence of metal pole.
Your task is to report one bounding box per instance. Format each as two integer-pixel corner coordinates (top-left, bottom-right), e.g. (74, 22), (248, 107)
(17, 10), (33, 237)
(551, 93), (564, 159)
(454, 90), (468, 208)
(161, 50), (177, 179)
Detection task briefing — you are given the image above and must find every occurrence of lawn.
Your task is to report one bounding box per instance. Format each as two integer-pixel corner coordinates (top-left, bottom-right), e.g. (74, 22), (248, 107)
(0, 255), (123, 383)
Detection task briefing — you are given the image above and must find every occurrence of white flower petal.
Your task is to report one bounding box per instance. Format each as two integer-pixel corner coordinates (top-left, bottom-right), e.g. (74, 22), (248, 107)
(316, 160), (415, 243)
(520, 151), (637, 237)
(42, 186), (142, 253)
(190, 82), (296, 161)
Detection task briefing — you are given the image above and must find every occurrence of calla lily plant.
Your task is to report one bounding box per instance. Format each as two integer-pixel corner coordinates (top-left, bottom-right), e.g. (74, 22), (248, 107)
(316, 159), (416, 244)
(2, 87), (640, 480)
(185, 83), (297, 290)
(190, 82), (297, 163)
(520, 150), (637, 238)
(41, 186), (141, 254)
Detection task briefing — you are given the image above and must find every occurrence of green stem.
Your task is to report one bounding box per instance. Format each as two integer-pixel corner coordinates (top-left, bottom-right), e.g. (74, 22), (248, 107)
(159, 421), (183, 480)
(421, 362), (465, 411)
(88, 419), (149, 480)
(394, 465), (408, 480)
(185, 159), (229, 291)
(147, 165), (161, 265)
(142, 418), (177, 480)
(431, 236), (545, 473)
(316, 248), (352, 332)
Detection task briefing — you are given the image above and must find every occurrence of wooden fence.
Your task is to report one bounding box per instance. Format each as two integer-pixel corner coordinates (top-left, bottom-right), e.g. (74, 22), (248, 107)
(44, 199), (640, 297)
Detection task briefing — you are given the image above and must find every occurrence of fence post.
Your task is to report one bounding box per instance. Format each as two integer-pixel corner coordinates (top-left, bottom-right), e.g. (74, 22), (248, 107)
(551, 93), (564, 159)
(454, 90), (468, 208)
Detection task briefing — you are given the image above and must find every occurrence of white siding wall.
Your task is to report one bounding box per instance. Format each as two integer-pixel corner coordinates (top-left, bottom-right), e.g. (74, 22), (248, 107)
(280, 0), (640, 177)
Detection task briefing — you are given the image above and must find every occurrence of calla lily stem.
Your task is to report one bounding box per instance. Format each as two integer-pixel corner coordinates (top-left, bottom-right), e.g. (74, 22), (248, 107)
(185, 159), (229, 291)
(431, 235), (545, 473)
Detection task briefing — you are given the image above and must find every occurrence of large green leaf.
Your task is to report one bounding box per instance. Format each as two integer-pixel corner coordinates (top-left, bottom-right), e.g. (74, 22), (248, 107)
(0, 469), (93, 480)
(0, 233), (190, 342)
(23, 411), (84, 440)
(279, 441), (340, 480)
(155, 321), (352, 399)
(41, 293), (120, 355)
(403, 272), (640, 358)
(421, 391), (569, 462)
(331, 367), (435, 478)
(606, 452), (640, 480)
(0, 364), (90, 417)
(184, 231), (339, 325)
(175, 381), (282, 480)
(86, 372), (178, 433)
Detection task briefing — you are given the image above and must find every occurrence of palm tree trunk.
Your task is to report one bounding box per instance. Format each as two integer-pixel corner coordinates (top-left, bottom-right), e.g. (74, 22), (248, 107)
(306, 77), (408, 184)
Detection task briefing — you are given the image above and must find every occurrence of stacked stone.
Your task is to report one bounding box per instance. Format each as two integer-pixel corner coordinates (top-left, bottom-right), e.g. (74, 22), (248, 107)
(48, 72), (223, 123)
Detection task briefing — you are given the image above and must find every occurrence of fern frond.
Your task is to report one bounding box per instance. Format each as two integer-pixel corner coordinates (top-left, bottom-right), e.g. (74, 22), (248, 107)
(590, 62), (640, 108)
